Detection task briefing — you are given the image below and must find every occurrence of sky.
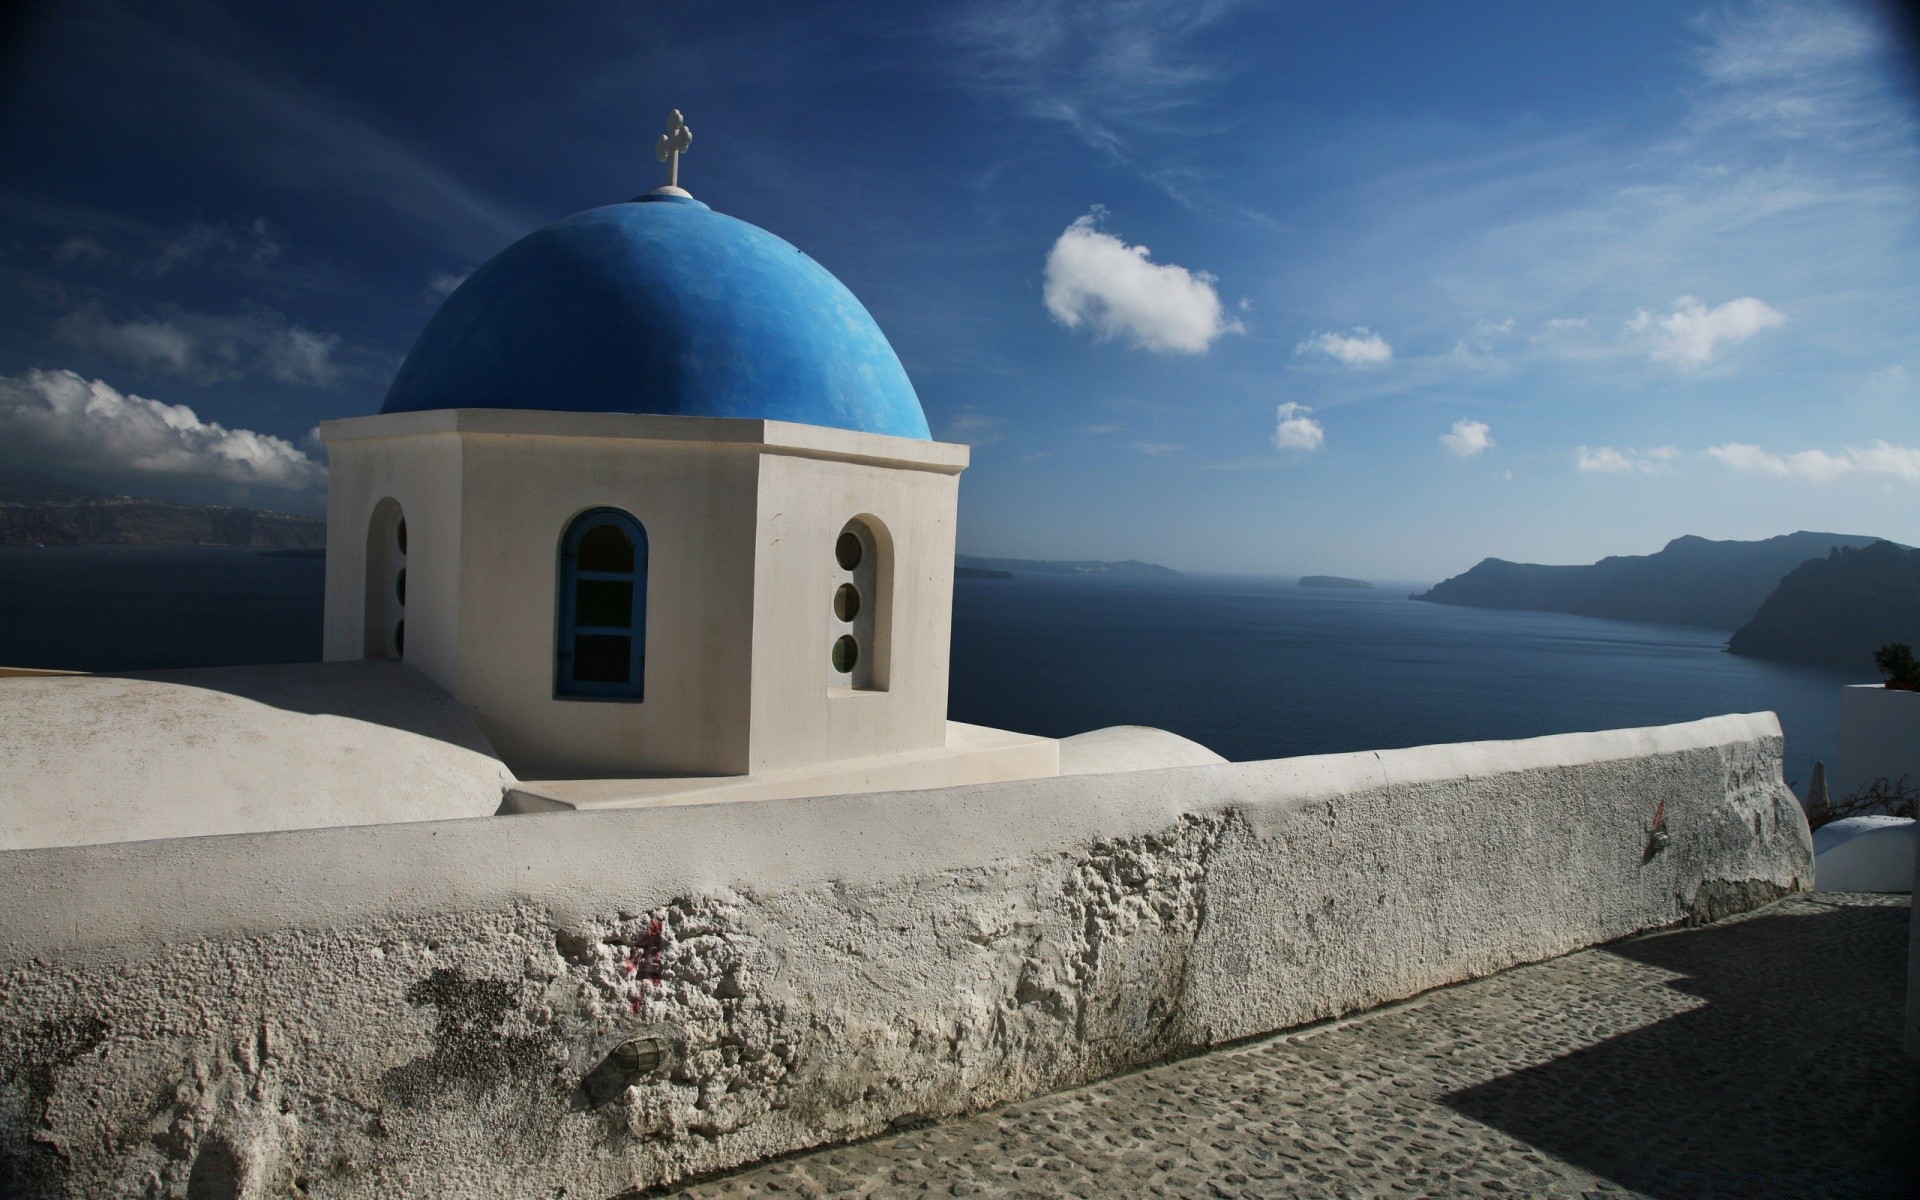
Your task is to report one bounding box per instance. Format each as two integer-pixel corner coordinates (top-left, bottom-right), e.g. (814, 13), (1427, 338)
(0, 0), (1915, 581)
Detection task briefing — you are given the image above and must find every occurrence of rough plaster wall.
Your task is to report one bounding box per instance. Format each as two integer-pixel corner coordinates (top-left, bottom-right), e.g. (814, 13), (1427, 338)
(0, 718), (1810, 1199)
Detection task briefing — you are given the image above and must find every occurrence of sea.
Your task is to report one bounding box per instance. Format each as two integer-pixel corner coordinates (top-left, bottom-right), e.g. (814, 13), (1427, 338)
(0, 545), (1862, 796)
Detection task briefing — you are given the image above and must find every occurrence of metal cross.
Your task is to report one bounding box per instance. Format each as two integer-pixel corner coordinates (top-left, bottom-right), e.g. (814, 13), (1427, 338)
(655, 109), (693, 190)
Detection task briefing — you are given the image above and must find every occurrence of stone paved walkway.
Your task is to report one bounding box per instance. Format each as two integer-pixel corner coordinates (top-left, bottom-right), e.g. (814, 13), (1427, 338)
(657, 894), (1916, 1200)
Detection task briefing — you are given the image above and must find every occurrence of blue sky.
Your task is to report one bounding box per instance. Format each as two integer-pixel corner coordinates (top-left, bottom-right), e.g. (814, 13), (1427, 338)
(0, 0), (1914, 580)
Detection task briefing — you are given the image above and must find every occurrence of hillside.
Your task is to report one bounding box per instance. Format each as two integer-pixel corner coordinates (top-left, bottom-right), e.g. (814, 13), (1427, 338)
(0, 467), (326, 548)
(956, 555), (1180, 578)
(1727, 541), (1920, 668)
(1300, 575), (1373, 589)
(1412, 532), (1885, 630)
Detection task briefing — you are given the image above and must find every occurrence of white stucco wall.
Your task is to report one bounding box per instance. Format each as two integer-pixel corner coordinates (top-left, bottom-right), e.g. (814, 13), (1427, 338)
(320, 411), (968, 780)
(0, 713), (1809, 1198)
(1834, 684), (1920, 803)
(0, 662), (513, 851)
(1058, 725), (1229, 774)
(1811, 815), (1915, 892)
(747, 449), (958, 771)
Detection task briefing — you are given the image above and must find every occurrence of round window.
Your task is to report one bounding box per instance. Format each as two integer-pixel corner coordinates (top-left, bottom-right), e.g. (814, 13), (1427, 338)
(393, 618), (406, 657)
(831, 635), (859, 674)
(833, 583), (861, 622)
(395, 567), (407, 606)
(395, 517), (408, 555)
(835, 531), (863, 571)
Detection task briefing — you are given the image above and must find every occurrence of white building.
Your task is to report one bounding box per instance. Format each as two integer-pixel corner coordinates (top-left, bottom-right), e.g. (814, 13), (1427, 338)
(2, 149), (1221, 851)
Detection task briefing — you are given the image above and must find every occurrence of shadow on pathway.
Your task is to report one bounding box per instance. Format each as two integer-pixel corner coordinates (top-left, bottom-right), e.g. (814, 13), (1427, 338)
(1444, 900), (1918, 1199)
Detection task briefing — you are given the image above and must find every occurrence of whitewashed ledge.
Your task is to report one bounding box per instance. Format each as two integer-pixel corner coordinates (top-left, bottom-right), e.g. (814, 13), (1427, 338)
(0, 712), (1811, 1199)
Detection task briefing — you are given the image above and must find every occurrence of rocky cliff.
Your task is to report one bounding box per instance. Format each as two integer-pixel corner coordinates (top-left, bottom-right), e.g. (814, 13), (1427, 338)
(1413, 531), (1884, 630)
(1727, 540), (1920, 668)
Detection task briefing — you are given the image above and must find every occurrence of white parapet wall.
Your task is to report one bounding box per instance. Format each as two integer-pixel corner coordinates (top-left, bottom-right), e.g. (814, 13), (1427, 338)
(0, 713), (1810, 1199)
(1835, 683), (1920, 802)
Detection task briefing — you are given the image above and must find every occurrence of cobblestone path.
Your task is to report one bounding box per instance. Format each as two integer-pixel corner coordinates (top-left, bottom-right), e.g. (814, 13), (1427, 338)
(658, 894), (1915, 1199)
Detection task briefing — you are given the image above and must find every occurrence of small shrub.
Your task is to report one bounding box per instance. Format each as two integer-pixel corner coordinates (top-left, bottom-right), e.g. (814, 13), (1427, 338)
(1873, 643), (1920, 688)
(1806, 774), (1916, 831)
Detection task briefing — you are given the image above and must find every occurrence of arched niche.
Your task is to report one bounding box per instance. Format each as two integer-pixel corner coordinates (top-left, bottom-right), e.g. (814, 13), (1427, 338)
(363, 498), (407, 659)
(828, 514), (892, 691)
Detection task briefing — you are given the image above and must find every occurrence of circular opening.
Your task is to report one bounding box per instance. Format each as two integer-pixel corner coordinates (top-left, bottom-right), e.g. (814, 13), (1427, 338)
(835, 530), (863, 571)
(393, 618), (406, 657)
(831, 634), (858, 675)
(833, 583), (861, 623)
(395, 567), (407, 606)
(395, 517), (408, 555)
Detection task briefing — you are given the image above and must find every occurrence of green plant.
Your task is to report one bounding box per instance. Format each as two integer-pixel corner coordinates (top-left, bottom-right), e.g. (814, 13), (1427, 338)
(1873, 643), (1920, 687)
(1805, 774), (1916, 831)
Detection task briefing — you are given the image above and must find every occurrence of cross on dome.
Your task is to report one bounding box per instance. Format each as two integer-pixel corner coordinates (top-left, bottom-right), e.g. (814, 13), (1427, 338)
(655, 109), (693, 193)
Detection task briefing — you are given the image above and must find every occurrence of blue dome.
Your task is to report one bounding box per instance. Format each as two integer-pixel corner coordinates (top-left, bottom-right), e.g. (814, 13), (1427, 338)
(381, 194), (930, 440)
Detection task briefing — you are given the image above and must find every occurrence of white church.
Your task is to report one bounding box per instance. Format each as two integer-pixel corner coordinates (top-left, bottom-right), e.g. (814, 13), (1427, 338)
(0, 111), (1219, 852)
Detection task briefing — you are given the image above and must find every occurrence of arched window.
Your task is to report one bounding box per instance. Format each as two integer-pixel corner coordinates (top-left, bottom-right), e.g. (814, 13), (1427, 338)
(828, 516), (888, 691)
(364, 499), (407, 659)
(556, 509), (647, 699)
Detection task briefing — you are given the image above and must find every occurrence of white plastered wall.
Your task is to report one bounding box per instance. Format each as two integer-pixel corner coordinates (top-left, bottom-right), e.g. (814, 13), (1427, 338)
(320, 410), (968, 781)
(1834, 684), (1920, 802)
(747, 449), (958, 772)
(322, 422), (464, 687)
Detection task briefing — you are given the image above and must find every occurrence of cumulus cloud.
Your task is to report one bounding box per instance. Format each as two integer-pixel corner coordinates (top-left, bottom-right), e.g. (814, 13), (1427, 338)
(1706, 440), (1920, 484)
(0, 369), (326, 501)
(1628, 296), (1786, 365)
(1441, 419), (1494, 457)
(1043, 209), (1242, 354)
(1293, 327), (1392, 366)
(1577, 445), (1680, 474)
(53, 301), (341, 386)
(1274, 402), (1324, 452)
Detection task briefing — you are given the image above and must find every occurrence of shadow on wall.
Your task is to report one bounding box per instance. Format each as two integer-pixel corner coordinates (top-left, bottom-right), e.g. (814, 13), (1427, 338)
(112, 660), (500, 756)
(1442, 902), (1917, 1197)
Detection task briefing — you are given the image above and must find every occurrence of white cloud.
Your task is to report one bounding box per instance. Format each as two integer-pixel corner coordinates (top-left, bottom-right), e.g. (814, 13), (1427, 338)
(262, 327), (341, 386)
(1043, 210), (1242, 354)
(1440, 418), (1494, 457)
(1274, 402), (1324, 452)
(939, 0), (1230, 159)
(53, 301), (340, 386)
(1130, 441), (1183, 456)
(1294, 327), (1392, 366)
(426, 270), (470, 303)
(0, 369), (326, 501)
(942, 406), (1007, 446)
(1577, 446), (1634, 474)
(51, 236), (108, 267)
(1577, 445), (1680, 475)
(53, 308), (196, 374)
(1628, 296), (1786, 365)
(1706, 439), (1920, 484)
(152, 218), (281, 276)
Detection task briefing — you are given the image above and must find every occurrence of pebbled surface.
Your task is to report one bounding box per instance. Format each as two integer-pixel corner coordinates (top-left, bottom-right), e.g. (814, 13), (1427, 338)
(656, 894), (1916, 1200)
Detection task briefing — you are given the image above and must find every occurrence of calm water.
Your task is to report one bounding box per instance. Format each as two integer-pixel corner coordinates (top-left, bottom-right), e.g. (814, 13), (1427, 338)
(0, 547), (1858, 794)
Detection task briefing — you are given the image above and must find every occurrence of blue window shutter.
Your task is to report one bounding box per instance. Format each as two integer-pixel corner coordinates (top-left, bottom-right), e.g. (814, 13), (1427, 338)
(555, 508), (647, 700)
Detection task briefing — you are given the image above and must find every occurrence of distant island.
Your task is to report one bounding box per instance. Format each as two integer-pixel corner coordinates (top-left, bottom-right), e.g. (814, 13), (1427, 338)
(1412, 532), (1885, 630)
(955, 565), (1014, 580)
(0, 467), (325, 549)
(1727, 541), (1920, 669)
(1299, 575), (1373, 590)
(956, 555), (1180, 578)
